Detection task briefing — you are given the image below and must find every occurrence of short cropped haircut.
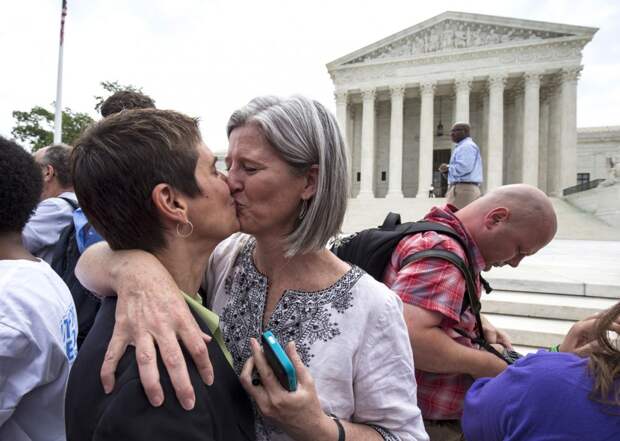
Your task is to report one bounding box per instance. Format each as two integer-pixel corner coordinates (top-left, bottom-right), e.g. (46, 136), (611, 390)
(41, 144), (73, 187)
(100, 90), (156, 117)
(0, 136), (43, 233)
(73, 109), (202, 252)
(227, 95), (349, 256)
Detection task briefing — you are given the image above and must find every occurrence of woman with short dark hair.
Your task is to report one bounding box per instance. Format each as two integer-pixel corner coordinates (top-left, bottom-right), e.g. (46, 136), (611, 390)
(65, 109), (254, 440)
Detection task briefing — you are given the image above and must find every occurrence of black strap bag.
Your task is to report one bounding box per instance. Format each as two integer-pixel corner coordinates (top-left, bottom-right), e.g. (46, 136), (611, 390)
(50, 197), (101, 348)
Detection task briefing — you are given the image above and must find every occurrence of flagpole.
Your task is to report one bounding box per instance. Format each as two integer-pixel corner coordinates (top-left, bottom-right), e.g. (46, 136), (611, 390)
(53, 0), (67, 144)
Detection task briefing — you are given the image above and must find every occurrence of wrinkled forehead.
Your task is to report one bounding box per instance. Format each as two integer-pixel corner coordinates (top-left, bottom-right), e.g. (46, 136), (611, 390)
(226, 125), (278, 162)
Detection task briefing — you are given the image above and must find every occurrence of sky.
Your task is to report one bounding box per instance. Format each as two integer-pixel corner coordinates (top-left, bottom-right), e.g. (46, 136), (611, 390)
(1, 0), (619, 153)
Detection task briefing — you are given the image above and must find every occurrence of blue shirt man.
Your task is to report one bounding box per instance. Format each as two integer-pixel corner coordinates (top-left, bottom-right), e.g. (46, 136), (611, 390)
(439, 123), (483, 208)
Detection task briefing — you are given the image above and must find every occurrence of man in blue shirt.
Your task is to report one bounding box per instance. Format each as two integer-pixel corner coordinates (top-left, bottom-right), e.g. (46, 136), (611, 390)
(439, 122), (483, 208)
(22, 144), (78, 263)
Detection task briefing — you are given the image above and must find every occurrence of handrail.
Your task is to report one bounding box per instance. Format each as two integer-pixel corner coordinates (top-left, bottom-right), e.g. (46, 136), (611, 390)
(562, 178), (605, 196)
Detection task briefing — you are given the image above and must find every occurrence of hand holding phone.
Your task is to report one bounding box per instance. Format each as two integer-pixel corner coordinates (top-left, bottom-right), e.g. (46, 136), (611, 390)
(260, 331), (297, 392)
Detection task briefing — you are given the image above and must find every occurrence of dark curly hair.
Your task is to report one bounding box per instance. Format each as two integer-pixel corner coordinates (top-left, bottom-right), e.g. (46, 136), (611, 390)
(0, 136), (43, 233)
(100, 91), (156, 117)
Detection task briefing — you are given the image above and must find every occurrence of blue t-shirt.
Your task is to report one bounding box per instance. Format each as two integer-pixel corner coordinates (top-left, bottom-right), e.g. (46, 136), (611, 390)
(463, 351), (620, 441)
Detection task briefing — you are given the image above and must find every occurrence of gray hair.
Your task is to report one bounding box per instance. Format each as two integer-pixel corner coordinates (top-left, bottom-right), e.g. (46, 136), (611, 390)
(227, 95), (349, 256)
(42, 143), (73, 187)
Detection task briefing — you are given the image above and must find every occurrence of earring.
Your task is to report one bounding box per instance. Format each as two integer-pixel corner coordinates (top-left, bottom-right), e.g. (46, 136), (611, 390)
(176, 220), (194, 238)
(298, 199), (309, 220)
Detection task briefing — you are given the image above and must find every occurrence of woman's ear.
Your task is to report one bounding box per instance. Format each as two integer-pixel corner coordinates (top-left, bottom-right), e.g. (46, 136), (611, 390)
(151, 183), (189, 225)
(301, 164), (319, 200)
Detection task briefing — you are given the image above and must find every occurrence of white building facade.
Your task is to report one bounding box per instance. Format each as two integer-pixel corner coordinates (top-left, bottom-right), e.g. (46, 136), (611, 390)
(327, 11), (597, 198)
(576, 127), (620, 183)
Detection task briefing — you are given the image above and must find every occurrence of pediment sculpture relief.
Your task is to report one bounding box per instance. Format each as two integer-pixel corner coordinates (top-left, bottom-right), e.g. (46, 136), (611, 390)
(345, 19), (573, 64)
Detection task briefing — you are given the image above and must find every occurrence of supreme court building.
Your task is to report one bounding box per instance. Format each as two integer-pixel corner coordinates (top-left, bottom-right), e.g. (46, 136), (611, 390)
(327, 12), (597, 198)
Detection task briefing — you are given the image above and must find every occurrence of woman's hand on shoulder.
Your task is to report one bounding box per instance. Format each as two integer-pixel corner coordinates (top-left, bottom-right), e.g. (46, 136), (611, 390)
(100, 254), (214, 411)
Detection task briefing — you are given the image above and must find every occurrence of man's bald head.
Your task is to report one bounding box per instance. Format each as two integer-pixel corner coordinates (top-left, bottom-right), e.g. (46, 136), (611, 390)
(456, 184), (557, 270)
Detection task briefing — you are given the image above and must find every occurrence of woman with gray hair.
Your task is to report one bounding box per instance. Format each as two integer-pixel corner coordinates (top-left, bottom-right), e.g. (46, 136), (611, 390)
(77, 95), (428, 441)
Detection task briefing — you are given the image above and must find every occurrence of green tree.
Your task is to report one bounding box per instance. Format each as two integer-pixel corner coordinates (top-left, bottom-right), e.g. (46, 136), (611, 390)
(93, 80), (144, 113)
(11, 81), (144, 151)
(11, 106), (94, 151)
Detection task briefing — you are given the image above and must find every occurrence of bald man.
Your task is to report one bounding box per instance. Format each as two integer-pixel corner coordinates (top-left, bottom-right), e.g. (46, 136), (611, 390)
(438, 122), (482, 209)
(23, 144), (78, 263)
(382, 184), (557, 441)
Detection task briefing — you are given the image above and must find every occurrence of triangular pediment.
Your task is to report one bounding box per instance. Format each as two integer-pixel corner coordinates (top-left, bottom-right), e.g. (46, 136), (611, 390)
(328, 11), (597, 69)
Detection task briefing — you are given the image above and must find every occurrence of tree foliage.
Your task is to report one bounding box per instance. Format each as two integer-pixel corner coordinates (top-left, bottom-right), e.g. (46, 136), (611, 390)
(93, 80), (144, 113)
(11, 81), (142, 151)
(11, 106), (94, 151)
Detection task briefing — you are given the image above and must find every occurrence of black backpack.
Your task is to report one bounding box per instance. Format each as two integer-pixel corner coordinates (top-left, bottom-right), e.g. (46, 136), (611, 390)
(50, 197), (101, 349)
(331, 212), (519, 364)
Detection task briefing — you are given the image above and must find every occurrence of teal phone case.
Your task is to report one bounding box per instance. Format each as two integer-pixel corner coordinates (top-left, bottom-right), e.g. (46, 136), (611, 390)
(261, 330), (298, 392)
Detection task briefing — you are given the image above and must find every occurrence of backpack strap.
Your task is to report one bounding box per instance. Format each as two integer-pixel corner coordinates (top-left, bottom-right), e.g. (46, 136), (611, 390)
(381, 212), (402, 230)
(401, 249), (508, 364)
(58, 196), (79, 211)
(401, 249), (483, 325)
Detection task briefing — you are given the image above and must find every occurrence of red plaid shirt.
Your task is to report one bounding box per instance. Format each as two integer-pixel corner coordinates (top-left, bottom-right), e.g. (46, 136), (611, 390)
(383, 205), (486, 420)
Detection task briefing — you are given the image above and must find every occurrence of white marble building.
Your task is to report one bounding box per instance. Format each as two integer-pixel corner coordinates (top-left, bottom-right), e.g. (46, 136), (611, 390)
(576, 127), (620, 182)
(327, 11), (597, 198)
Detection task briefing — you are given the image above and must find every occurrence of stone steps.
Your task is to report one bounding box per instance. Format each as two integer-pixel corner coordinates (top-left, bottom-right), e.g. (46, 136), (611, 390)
(484, 277), (620, 298)
(483, 313), (573, 348)
(481, 290), (617, 321)
(481, 281), (618, 349)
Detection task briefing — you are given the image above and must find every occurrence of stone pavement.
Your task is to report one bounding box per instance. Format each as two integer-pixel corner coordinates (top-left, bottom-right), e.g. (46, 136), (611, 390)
(485, 239), (620, 299)
(483, 239), (620, 353)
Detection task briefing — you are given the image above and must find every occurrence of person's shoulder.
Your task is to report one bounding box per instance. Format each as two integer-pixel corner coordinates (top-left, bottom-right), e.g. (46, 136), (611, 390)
(462, 137), (480, 149)
(394, 227), (467, 260)
(212, 233), (251, 262)
(514, 350), (586, 372)
(42, 192), (77, 209)
(0, 259), (72, 309)
(352, 272), (403, 313)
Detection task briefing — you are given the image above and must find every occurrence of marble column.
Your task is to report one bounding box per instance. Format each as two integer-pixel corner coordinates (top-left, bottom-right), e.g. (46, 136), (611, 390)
(487, 74), (506, 190)
(358, 88), (376, 198)
(335, 91), (351, 187)
(559, 67), (582, 191)
(417, 81), (435, 198)
(547, 77), (562, 196)
(522, 72), (541, 187)
(387, 85), (405, 198)
(455, 77), (472, 123)
(538, 87), (551, 193)
(480, 90), (489, 193)
(513, 82), (525, 183)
